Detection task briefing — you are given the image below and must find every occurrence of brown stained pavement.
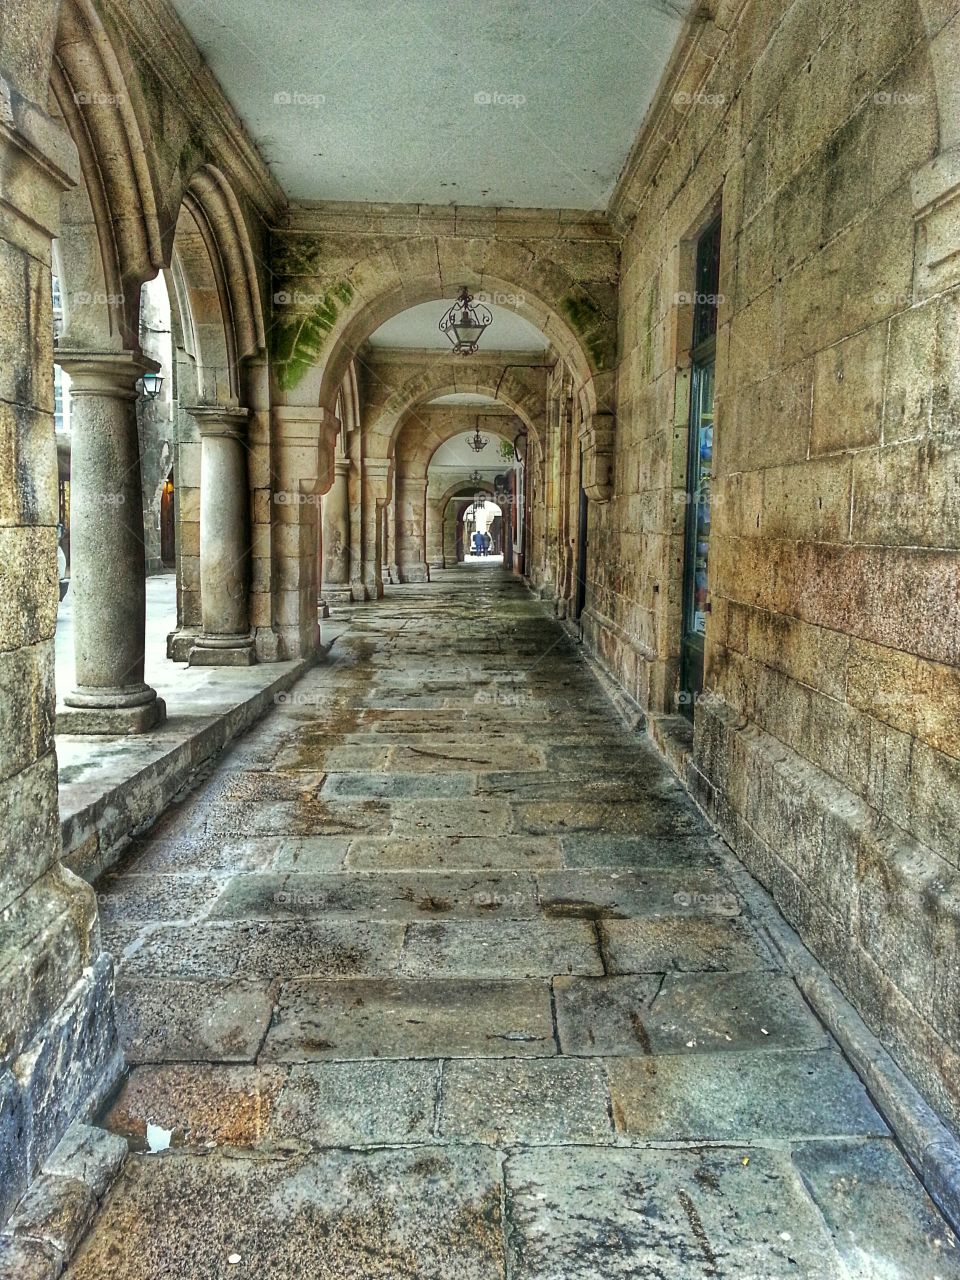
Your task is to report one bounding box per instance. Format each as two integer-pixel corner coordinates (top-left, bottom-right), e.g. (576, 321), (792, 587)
(67, 566), (960, 1279)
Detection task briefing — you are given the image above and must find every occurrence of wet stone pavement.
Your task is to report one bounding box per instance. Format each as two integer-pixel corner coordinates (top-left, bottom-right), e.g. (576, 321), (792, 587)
(70, 567), (959, 1278)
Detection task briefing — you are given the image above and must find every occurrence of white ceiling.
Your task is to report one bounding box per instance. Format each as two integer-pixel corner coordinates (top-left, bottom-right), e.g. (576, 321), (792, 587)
(171, 0), (689, 207)
(430, 430), (516, 470)
(368, 300), (550, 350)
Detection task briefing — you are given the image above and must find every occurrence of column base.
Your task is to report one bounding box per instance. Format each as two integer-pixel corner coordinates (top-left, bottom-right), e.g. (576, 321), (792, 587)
(188, 635), (257, 667)
(58, 695), (166, 735)
(318, 598), (330, 620)
(167, 628), (199, 662)
(398, 564), (430, 584)
(322, 584), (353, 605)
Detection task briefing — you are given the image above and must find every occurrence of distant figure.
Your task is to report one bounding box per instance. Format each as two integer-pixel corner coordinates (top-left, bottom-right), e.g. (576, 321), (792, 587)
(482, 531), (492, 555)
(472, 531), (484, 556)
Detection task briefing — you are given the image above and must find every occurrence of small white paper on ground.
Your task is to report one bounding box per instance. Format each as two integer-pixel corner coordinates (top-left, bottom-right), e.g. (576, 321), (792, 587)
(145, 1123), (173, 1153)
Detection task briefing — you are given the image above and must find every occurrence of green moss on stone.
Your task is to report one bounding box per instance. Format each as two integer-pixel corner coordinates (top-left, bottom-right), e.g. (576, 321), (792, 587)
(563, 292), (613, 372)
(269, 281), (355, 391)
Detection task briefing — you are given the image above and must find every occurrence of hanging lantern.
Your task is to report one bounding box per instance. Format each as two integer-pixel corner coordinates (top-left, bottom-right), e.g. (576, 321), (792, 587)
(439, 286), (493, 355)
(466, 423), (488, 453)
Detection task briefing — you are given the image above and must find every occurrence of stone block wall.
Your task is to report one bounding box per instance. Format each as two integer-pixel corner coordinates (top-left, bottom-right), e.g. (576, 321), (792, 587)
(587, 0), (960, 1131)
(0, 49), (122, 1226)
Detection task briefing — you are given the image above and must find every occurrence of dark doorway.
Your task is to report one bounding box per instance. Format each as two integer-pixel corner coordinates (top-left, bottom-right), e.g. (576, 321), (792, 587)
(679, 214), (721, 719)
(160, 470), (176, 568)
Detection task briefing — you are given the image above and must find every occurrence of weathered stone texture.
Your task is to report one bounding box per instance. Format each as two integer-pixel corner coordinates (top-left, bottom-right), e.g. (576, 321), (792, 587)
(582, 0), (960, 1138)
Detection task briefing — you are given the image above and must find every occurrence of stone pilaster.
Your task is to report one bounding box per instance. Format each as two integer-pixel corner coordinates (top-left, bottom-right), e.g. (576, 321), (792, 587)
(187, 406), (256, 667)
(360, 460), (390, 599)
(272, 406), (339, 657)
(56, 351), (166, 733)
(321, 457), (352, 605)
(396, 475), (430, 583)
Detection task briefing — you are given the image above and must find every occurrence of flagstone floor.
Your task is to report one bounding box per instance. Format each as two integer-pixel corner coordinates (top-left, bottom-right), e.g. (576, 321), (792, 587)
(67, 566), (960, 1278)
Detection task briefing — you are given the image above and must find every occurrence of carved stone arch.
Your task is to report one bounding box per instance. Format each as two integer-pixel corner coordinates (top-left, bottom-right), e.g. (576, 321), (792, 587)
(174, 197), (236, 403)
(186, 166), (267, 360)
(364, 362), (547, 462)
(51, 0), (165, 348)
(272, 222), (614, 381)
(393, 406), (523, 484)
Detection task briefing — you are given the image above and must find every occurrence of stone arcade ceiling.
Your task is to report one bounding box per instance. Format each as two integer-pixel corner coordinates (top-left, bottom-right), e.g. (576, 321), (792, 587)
(170, 0), (690, 207)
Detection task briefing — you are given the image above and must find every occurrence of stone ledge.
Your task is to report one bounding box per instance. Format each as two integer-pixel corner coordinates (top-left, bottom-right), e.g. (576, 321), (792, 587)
(0, 1122), (128, 1275)
(58, 655), (316, 883)
(2, 956), (123, 1230)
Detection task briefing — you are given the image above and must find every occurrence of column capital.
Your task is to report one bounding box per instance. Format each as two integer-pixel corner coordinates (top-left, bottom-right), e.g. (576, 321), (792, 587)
(334, 457), (351, 477)
(187, 405), (251, 440)
(56, 350), (161, 399)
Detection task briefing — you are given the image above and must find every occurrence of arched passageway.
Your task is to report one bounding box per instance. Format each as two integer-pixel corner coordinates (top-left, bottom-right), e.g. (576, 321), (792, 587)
(3, 0), (960, 1274)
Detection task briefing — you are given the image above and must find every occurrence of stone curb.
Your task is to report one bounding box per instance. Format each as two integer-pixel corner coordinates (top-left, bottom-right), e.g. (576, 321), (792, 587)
(0, 1122), (128, 1279)
(728, 861), (960, 1240)
(543, 591), (960, 1239)
(60, 654), (318, 883)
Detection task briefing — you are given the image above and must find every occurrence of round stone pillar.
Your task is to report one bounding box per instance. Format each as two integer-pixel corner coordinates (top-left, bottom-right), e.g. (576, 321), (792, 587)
(57, 351), (165, 733)
(322, 457), (352, 604)
(188, 406), (256, 666)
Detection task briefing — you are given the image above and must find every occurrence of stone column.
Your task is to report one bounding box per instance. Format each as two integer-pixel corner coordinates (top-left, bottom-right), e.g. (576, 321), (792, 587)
(443, 502), (463, 566)
(57, 351), (165, 733)
(321, 457), (352, 604)
(360, 459), (390, 599)
(187, 406), (256, 666)
(396, 475), (430, 582)
(426, 492), (444, 570)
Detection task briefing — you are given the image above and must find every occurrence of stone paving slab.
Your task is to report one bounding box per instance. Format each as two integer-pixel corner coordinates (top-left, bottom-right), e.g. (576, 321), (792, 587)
(399, 919), (604, 978)
(608, 1049), (889, 1141)
(440, 1058), (613, 1145)
(118, 919), (407, 980)
(66, 1146), (506, 1279)
(265, 1060), (438, 1145)
(537, 867), (737, 919)
(260, 978), (556, 1062)
(115, 979), (274, 1063)
(599, 914), (779, 973)
(503, 1145), (849, 1279)
(321, 770), (478, 799)
(387, 799), (515, 835)
(104, 1065), (287, 1148)
(513, 800), (708, 837)
(345, 835), (564, 870)
(209, 870), (539, 920)
(555, 972), (830, 1056)
(388, 740), (546, 772)
(116, 835), (281, 876)
(268, 836), (352, 871)
(560, 831), (724, 869)
(201, 797), (393, 838)
(94, 874), (223, 925)
(789, 1138), (960, 1278)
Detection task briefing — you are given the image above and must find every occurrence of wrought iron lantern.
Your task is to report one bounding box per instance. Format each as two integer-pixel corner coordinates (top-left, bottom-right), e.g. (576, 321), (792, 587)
(137, 371), (164, 401)
(466, 423), (488, 453)
(440, 286), (493, 355)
